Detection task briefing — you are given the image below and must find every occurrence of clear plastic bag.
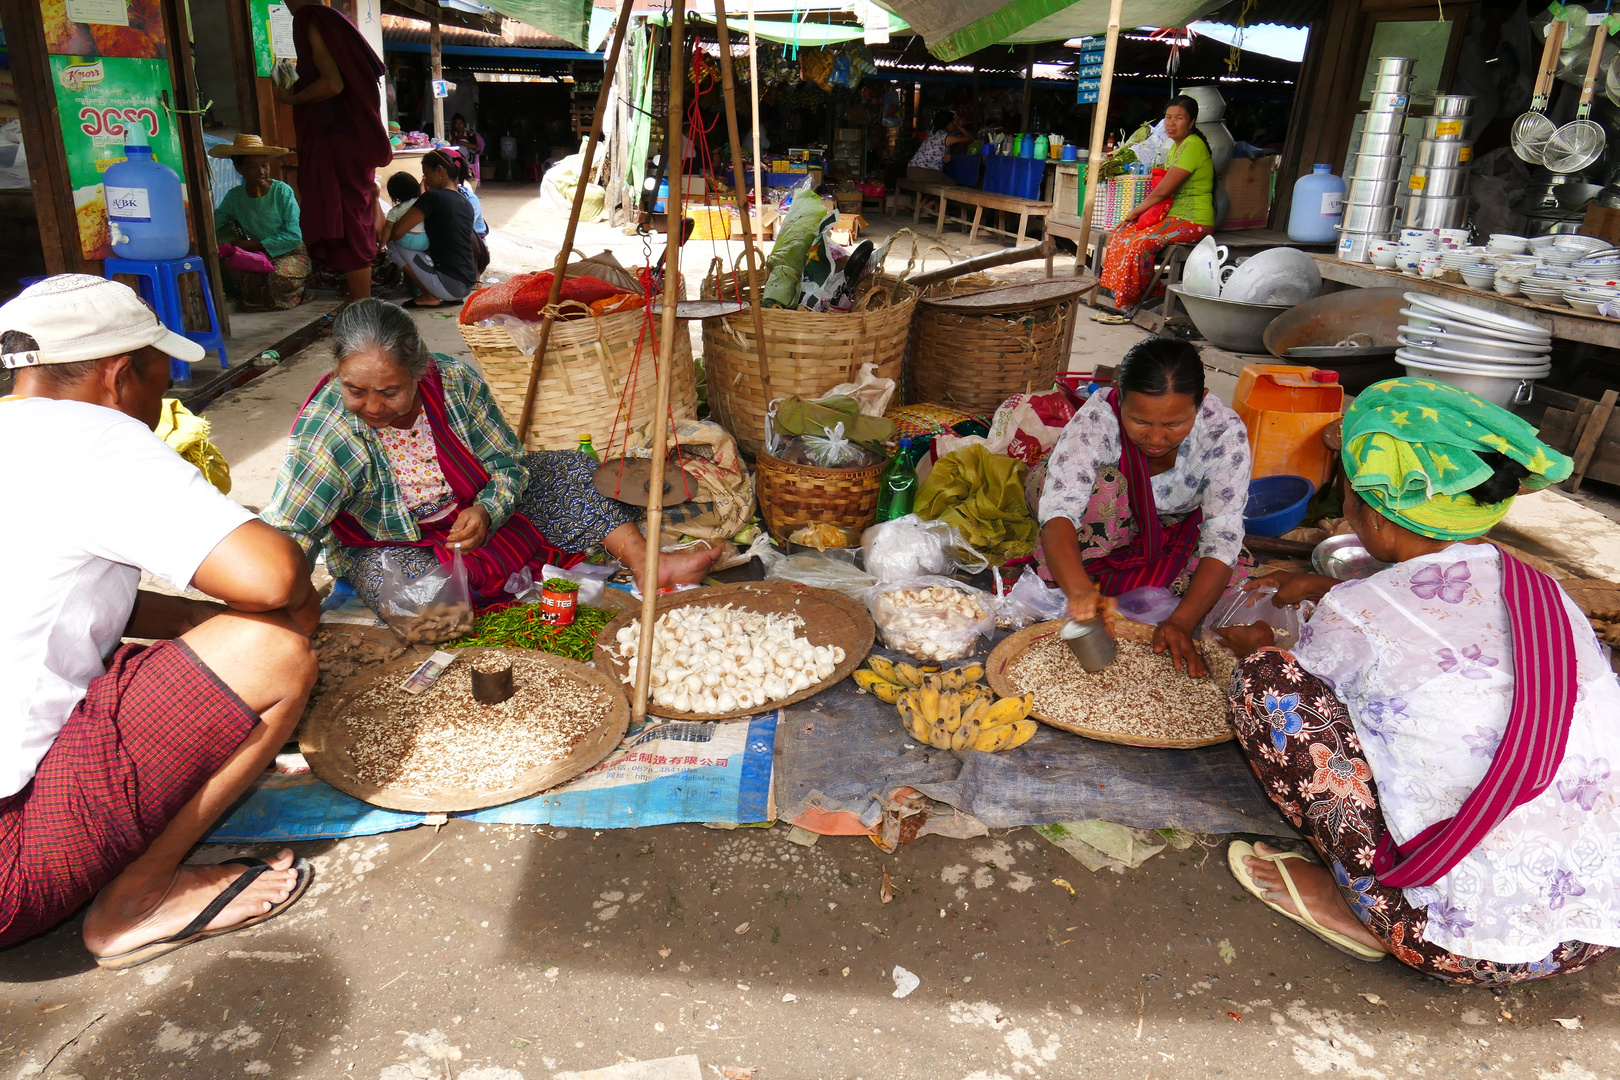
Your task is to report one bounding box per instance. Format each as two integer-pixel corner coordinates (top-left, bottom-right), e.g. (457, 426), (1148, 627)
(801, 421), (862, 468)
(1114, 585), (1182, 626)
(860, 514), (989, 584)
(765, 549), (877, 602)
(868, 576), (996, 662)
(374, 547), (475, 644)
(997, 570), (1070, 630)
(1200, 581), (1307, 650)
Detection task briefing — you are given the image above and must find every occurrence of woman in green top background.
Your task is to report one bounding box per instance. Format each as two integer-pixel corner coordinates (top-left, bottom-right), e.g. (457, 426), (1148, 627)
(1098, 95), (1217, 314)
(209, 134), (312, 311)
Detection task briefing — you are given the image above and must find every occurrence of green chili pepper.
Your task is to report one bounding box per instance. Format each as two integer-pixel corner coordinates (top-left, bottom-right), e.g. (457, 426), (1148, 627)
(446, 603), (615, 661)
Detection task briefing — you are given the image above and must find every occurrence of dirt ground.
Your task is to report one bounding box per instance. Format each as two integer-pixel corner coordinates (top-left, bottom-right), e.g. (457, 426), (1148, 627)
(5, 819), (1618, 1079)
(6, 201), (1620, 1079)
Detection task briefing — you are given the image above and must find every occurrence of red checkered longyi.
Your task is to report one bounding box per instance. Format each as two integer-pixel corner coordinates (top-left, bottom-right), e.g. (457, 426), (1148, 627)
(0, 640), (258, 947)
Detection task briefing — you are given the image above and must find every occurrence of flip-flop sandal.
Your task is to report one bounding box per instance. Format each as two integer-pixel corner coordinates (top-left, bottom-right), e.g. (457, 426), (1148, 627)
(93, 857), (314, 971)
(402, 298), (445, 309)
(1090, 311), (1132, 324)
(1227, 841), (1386, 963)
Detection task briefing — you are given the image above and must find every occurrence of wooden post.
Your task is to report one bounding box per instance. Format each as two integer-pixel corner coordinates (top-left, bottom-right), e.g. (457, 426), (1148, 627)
(512, 0), (637, 441)
(0, 0), (79, 273)
(748, 0), (764, 240)
(713, 0), (772, 407)
(1074, 0), (1123, 282)
(632, 0), (686, 724)
(1020, 44), (1035, 131)
(430, 13), (444, 143)
(163, 0), (229, 336)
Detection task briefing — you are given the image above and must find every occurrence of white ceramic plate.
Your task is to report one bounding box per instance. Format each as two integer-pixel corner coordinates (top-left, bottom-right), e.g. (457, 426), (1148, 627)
(1402, 291), (1551, 338)
(1398, 307), (1551, 345)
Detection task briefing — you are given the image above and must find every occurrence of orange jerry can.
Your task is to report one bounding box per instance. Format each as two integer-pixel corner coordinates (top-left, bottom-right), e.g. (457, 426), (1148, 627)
(1232, 364), (1345, 491)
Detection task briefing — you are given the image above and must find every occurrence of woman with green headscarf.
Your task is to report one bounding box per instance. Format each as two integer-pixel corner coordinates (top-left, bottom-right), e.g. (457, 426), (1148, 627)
(1210, 378), (1620, 983)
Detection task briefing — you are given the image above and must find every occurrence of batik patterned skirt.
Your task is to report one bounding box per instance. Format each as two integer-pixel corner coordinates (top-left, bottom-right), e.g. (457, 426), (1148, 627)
(1228, 648), (1618, 984)
(1098, 215), (1212, 312)
(343, 449), (635, 613)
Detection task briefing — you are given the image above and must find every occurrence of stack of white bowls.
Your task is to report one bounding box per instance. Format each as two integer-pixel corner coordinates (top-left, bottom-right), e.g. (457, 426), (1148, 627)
(1401, 95), (1473, 231)
(1337, 56), (1414, 262)
(1395, 291), (1552, 408)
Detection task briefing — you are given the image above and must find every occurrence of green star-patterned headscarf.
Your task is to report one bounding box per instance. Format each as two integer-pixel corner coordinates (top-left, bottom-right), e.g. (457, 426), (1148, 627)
(1341, 378), (1572, 540)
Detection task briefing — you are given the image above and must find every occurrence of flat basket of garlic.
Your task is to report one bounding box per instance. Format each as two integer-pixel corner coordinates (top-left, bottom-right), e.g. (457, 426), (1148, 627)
(592, 581), (876, 720)
(867, 576), (997, 662)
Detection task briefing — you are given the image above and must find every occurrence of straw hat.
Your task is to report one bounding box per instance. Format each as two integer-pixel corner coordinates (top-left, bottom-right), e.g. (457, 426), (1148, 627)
(208, 133), (289, 158)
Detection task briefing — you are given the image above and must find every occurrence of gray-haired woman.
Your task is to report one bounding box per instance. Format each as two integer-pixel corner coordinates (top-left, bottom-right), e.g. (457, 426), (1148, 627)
(260, 299), (725, 608)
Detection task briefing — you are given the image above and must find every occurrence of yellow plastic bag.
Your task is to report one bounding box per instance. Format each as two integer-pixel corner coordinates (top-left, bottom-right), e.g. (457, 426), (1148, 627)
(155, 398), (231, 495)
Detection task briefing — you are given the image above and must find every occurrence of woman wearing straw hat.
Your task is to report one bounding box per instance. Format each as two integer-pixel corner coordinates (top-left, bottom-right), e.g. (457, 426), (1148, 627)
(209, 135), (311, 311)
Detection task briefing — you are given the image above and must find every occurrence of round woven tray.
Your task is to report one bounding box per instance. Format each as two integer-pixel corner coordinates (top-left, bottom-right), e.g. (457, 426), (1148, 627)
(592, 581), (875, 720)
(301, 647), (630, 812)
(985, 620), (1235, 749)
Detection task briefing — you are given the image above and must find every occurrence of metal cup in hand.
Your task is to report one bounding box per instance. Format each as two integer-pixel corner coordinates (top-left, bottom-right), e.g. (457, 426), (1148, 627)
(1061, 617), (1116, 672)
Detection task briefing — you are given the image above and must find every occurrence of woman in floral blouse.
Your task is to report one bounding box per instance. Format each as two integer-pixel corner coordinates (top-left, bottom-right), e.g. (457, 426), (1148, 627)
(1029, 336), (1252, 677)
(261, 300), (724, 612)
(1216, 378), (1620, 984)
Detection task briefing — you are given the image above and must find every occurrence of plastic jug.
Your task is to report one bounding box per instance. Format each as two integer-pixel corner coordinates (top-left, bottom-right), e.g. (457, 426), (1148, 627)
(1232, 364), (1345, 491)
(103, 128), (188, 261)
(1287, 163), (1346, 244)
(1019, 134), (1035, 159)
(1033, 135), (1049, 161)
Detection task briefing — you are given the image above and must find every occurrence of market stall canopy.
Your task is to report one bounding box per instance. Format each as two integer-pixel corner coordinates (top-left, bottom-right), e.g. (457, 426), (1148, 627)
(477, 0), (595, 47)
(877, 0), (1228, 60)
(646, 7), (909, 46)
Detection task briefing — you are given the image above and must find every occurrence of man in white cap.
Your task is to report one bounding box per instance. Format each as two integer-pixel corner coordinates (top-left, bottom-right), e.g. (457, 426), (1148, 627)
(0, 274), (318, 968)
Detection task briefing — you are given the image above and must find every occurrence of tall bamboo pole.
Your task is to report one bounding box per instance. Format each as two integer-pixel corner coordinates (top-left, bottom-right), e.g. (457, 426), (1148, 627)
(430, 14), (444, 142)
(712, 0), (772, 408)
(632, 1), (686, 724)
(514, 0), (637, 441)
(1074, 0), (1124, 282)
(747, 0), (764, 240)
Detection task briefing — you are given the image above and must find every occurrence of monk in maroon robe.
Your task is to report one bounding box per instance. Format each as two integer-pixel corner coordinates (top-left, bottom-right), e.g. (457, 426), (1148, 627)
(275, 1), (391, 300)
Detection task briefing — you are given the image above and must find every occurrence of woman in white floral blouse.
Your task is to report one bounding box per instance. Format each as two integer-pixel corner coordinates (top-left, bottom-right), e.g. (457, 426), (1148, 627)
(1215, 378), (1620, 984)
(1028, 336), (1252, 677)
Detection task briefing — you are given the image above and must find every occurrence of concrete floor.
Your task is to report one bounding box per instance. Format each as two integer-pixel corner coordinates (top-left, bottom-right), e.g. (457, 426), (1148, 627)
(7, 201), (1620, 1079)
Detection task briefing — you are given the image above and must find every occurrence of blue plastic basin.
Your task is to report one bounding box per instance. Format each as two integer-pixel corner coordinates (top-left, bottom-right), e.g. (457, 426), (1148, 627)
(1243, 475), (1315, 537)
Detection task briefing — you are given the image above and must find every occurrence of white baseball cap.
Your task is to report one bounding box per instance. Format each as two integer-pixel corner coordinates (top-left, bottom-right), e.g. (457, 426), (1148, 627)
(0, 273), (205, 369)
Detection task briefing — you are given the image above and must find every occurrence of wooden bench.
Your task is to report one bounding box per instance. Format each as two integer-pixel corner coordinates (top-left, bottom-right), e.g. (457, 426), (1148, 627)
(897, 179), (1054, 245)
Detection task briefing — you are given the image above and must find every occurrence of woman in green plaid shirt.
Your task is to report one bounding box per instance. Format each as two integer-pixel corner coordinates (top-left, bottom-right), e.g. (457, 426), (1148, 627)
(261, 300), (726, 610)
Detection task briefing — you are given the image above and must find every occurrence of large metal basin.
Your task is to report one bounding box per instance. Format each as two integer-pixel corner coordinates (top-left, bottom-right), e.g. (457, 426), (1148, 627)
(1170, 286), (1293, 354)
(1262, 286), (1408, 392)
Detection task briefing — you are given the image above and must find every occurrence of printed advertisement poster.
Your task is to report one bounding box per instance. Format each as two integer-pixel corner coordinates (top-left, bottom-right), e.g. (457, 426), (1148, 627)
(50, 55), (183, 260)
(44, 0), (168, 59)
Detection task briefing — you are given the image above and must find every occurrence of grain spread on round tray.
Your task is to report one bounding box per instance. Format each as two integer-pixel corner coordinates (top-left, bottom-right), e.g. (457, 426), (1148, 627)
(345, 655), (610, 792)
(1006, 634), (1238, 743)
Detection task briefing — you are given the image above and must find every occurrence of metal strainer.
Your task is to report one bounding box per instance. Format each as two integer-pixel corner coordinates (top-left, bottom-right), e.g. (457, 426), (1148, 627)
(1513, 17), (1569, 163)
(1545, 20), (1613, 174)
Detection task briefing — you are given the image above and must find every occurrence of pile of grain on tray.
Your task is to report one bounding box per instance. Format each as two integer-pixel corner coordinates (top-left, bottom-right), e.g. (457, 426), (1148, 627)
(1007, 634), (1237, 743)
(344, 655), (610, 792)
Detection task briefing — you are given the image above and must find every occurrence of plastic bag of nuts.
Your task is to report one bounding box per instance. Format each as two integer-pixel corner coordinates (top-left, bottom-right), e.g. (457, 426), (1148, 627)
(867, 575), (996, 662)
(374, 547), (476, 645)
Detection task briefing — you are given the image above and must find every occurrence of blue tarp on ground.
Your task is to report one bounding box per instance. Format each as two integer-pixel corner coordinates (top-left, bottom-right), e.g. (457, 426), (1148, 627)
(206, 713), (778, 843)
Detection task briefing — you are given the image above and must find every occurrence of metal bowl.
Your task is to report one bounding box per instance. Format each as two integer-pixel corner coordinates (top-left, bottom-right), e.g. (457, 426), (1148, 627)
(1312, 534), (1393, 581)
(1168, 287), (1293, 354)
(1355, 131), (1407, 156)
(1432, 94), (1476, 117)
(1413, 140), (1471, 168)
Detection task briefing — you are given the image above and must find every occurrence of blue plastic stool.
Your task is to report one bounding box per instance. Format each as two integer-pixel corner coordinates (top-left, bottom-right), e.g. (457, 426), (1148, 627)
(104, 256), (228, 381)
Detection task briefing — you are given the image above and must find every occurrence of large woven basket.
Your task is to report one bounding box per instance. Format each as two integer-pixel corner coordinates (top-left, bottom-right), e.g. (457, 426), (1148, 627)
(458, 304), (698, 454)
(701, 272), (917, 459)
(755, 448), (887, 544)
(907, 280), (1086, 416)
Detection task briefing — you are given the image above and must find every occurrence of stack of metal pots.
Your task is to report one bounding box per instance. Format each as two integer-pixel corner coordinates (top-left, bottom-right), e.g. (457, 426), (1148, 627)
(1401, 94), (1474, 230)
(1337, 57), (1415, 262)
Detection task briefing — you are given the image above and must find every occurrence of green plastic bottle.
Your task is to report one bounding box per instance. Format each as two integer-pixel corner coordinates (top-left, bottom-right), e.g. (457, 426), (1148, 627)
(577, 433), (600, 462)
(875, 436), (920, 523)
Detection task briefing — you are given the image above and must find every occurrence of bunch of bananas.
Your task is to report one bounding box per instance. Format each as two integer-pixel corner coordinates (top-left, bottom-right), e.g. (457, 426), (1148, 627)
(853, 658), (1038, 753)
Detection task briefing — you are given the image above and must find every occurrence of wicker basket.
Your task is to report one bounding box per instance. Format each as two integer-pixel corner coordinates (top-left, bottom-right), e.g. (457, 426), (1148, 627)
(755, 448), (887, 543)
(457, 304), (697, 454)
(907, 280), (1087, 416)
(701, 272), (917, 459)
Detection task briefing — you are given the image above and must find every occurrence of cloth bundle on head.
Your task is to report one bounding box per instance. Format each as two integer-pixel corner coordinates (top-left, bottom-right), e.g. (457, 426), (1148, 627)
(1342, 378), (1572, 540)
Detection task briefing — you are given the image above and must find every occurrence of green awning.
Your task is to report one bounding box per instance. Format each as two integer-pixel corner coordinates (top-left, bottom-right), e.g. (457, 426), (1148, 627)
(879, 0), (1222, 60)
(479, 0), (593, 48)
(647, 10), (909, 46)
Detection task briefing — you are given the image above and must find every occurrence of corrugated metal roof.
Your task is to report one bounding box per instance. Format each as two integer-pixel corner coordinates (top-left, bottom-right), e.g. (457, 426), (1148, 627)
(380, 12), (574, 49)
(1201, 0), (1327, 29)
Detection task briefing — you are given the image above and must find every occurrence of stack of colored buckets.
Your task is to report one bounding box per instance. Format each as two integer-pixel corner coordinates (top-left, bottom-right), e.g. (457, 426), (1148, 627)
(1336, 56), (1414, 263)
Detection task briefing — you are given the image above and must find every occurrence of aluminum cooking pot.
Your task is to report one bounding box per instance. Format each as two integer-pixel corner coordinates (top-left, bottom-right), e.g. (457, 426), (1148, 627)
(1412, 140), (1471, 167)
(1408, 166), (1469, 198)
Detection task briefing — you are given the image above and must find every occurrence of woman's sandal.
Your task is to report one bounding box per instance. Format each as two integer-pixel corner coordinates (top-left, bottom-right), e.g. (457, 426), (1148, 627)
(1090, 310), (1132, 324)
(92, 857), (314, 971)
(1227, 841), (1386, 963)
